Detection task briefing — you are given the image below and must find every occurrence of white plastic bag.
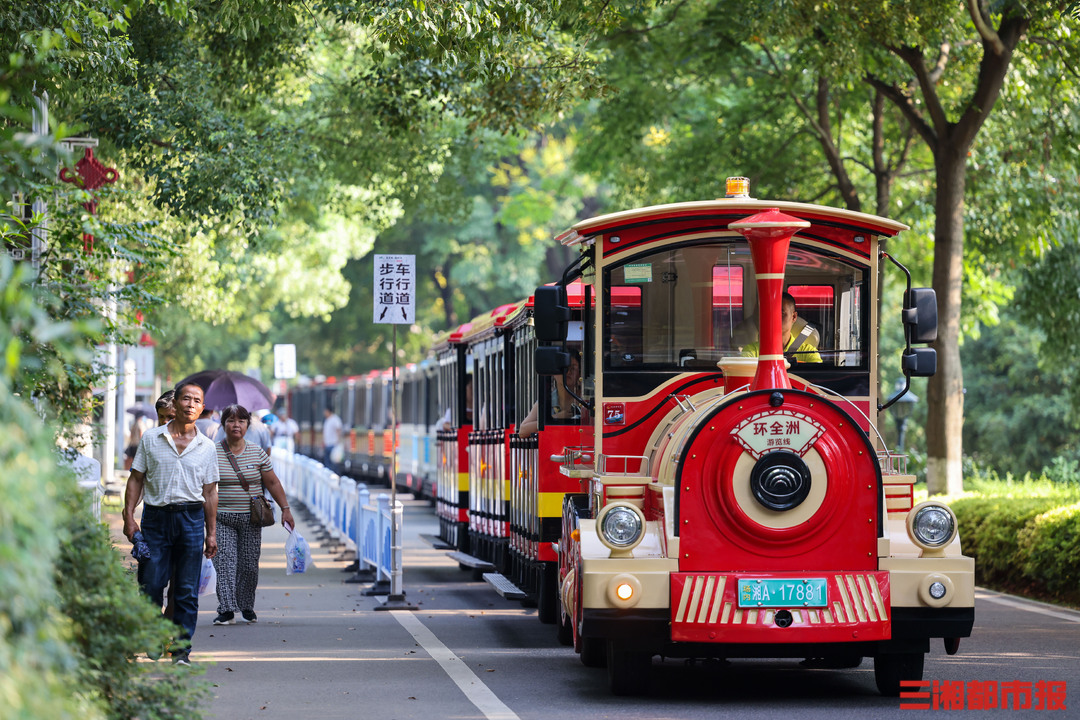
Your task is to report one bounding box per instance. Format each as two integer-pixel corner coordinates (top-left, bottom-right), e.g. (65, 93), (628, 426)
(198, 557), (217, 596)
(284, 525), (313, 575)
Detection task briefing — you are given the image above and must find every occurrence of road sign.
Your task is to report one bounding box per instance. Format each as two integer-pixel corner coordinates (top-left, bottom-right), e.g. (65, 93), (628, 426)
(274, 344), (297, 379)
(374, 254), (415, 324)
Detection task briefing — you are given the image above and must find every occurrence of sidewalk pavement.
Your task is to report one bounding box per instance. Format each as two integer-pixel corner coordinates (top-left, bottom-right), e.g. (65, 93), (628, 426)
(104, 484), (499, 720)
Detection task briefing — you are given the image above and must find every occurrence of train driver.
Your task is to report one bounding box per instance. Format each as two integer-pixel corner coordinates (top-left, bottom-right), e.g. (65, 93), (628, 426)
(741, 292), (822, 363)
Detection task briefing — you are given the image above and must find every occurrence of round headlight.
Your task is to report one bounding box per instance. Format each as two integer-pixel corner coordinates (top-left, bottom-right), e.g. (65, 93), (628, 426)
(906, 501), (958, 555)
(601, 505), (644, 547)
(911, 504), (955, 547)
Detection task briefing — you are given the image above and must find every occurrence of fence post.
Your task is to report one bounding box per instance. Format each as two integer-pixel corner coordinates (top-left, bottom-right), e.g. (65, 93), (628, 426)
(346, 486), (376, 583)
(362, 493), (392, 595)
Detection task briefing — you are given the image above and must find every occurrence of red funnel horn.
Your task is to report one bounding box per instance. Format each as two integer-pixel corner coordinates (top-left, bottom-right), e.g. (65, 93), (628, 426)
(729, 209), (811, 392)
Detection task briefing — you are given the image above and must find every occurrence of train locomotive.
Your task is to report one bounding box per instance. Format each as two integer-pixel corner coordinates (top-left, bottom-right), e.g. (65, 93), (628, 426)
(534, 178), (974, 695)
(290, 177), (974, 697)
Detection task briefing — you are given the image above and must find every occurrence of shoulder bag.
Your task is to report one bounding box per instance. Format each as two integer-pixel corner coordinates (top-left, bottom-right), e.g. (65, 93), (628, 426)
(221, 441), (275, 527)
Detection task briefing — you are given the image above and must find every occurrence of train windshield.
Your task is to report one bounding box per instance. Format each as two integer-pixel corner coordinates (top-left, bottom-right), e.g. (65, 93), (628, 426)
(604, 239), (866, 372)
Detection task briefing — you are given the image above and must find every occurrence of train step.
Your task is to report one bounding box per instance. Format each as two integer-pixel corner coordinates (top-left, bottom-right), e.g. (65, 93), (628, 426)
(446, 551), (495, 572)
(482, 572), (528, 601)
(420, 533), (454, 550)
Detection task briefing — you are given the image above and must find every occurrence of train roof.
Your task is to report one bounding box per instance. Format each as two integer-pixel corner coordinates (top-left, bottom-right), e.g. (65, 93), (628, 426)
(555, 198), (908, 256)
(454, 300), (527, 343)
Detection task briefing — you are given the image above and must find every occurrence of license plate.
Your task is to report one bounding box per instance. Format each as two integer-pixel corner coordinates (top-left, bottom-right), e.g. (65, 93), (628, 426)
(737, 578), (828, 608)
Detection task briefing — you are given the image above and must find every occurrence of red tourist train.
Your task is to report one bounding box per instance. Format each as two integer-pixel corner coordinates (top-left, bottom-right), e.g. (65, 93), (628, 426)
(292, 177), (974, 696)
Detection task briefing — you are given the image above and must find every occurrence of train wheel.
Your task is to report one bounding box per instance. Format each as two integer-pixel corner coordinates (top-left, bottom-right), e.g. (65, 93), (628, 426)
(874, 652), (925, 696)
(556, 610), (573, 646)
(607, 644), (651, 696)
(537, 564), (557, 625)
(580, 636), (607, 668)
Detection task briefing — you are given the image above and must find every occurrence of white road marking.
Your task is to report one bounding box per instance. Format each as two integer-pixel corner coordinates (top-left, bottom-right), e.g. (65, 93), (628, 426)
(978, 589), (1080, 624)
(390, 609), (520, 720)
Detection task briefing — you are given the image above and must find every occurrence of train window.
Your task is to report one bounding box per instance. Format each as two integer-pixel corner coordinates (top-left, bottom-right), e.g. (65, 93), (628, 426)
(604, 240), (868, 373)
(542, 341), (586, 427)
(608, 286), (642, 367)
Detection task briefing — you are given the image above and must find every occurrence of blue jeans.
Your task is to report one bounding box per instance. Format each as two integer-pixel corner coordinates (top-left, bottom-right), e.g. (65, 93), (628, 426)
(139, 505), (205, 644)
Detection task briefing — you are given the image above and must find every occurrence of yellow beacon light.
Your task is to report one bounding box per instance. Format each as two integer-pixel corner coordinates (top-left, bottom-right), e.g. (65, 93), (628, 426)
(726, 176), (751, 198)
(616, 583), (634, 601)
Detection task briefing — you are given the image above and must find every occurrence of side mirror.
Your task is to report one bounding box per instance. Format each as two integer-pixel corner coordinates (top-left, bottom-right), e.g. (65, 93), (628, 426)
(535, 346), (570, 376)
(534, 285), (570, 342)
(902, 347), (937, 377)
(903, 288), (937, 344)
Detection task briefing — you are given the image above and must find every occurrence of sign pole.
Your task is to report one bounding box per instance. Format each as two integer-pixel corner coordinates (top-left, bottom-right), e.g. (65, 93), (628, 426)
(372, 254), (416, 611)
(388, 324), (402, 599)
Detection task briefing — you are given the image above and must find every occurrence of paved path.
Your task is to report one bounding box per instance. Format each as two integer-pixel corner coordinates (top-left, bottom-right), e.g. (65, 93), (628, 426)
(105, 483), (508, 720)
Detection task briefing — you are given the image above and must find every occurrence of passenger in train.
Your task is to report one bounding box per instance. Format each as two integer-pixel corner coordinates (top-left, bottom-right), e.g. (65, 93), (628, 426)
(741, 292), (822, 363)
(436, 376), (472, 431)
(518, 351), (581, 437)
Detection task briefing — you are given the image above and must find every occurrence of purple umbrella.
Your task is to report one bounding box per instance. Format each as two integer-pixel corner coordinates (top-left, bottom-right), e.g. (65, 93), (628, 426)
(203, 371), (274, 411)
(126, 401), (157, 420)
(176, 369), (227, 392)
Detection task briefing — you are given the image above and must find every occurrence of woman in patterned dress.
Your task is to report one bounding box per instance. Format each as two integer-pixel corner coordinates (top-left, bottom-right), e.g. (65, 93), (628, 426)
(212, 404), (295, 625)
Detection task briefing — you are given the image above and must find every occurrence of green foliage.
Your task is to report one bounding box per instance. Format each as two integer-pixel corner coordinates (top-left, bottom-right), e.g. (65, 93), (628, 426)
(55, 489), (208, 720)
(1015, 241), (1080, 420)
(0, 380), (98, 719)
(1017, 502), (1080, 601)
(952, 494), (1061, 587)
(319, 0), (617, 131)
(948, 469), (1080, 603)
(960, 301), (1080, 476)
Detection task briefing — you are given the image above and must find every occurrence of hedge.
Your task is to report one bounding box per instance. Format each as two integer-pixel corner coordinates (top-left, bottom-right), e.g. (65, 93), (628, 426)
(0, 378), (206, 719)
(947, 476), (1080, 606)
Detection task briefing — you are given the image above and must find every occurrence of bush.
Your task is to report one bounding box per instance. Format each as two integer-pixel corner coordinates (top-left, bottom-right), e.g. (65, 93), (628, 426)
(947, 467), (1080, 604)
(55, 482), (209, 720)
(1017, 502), (1080, 602)
(0, 379), (97, 719)
(950, 495), (1061, 587)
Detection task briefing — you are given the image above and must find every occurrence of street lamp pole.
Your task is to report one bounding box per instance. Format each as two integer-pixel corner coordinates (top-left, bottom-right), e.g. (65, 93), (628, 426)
(889, 378), (918, 452)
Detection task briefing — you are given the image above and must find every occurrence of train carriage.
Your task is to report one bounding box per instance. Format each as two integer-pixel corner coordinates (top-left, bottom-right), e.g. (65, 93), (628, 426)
(396, 359), (440, 499)
(433, 325), (473, 551)
(528, 178), (973, 695)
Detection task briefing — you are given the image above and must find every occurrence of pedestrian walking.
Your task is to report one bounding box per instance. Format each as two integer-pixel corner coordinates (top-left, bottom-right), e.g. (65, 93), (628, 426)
(122, 382), (219, 666)
(322, 406), (343, 469)
(274, 410), (299, 452)
(212, 404), (294, 625)
(155, 390), (176, 426)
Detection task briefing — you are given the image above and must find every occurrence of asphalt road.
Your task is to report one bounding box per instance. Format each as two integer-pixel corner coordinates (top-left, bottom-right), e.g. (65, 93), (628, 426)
(195, 496), (1079, 720)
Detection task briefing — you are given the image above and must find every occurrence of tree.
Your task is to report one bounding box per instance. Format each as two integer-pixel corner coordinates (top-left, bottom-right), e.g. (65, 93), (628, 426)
(575, 1), (1080, 492)
(758, 2), (1080, 493)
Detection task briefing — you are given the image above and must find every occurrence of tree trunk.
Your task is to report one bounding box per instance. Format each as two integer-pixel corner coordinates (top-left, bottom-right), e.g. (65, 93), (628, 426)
(432, 266), (457, 329)
(925, 147), (967, 495)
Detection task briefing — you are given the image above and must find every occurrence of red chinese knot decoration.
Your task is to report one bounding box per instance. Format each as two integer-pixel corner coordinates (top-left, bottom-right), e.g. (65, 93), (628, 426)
(59, 147), (119, 253)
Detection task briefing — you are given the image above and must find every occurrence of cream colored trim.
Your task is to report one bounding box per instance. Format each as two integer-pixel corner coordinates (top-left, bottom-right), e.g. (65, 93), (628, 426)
(572, 199), (909, 237)
(881, 556), (976, 607)
(731, 448), (827, 529)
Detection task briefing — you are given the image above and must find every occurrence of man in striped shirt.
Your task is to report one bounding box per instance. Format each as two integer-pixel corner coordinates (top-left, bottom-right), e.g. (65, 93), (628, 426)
(123, 382), (219, 665)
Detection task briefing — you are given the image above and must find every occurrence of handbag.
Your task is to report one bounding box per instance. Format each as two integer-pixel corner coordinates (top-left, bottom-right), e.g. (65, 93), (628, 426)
(221, 441), (276, 527)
